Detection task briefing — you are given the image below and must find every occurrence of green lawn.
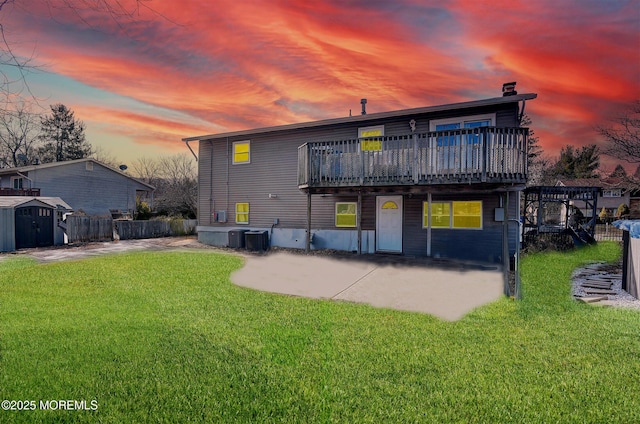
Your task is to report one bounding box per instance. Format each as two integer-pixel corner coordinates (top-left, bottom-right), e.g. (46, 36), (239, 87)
(1, 243), (639, 423)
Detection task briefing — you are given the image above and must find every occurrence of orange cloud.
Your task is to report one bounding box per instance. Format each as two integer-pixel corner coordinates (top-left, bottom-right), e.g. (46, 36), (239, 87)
(3, 0), (638, 168)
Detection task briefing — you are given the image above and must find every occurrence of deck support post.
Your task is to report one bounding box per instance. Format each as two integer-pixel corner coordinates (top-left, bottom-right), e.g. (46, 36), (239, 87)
(357, 191), (362, 254)
(514, 190), (522, 299)
(306, 192), (311, 252)
(502, 191), (511, 297)
(426, 192), (432, 257)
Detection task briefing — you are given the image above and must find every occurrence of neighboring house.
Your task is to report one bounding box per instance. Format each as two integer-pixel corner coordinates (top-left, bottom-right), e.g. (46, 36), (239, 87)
(630, 189), (640, 218)
(0, 196), (72, 252)
(183, 84), (536, 266)
(556, 177), (632, 220)
(0, 158), (154, 217)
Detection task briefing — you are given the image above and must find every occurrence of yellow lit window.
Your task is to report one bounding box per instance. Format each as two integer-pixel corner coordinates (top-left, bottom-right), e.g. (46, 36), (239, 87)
(452, 201), (482, 229)
(430, 202), (450, 228)
(359, 125), (383, 151)
(233, 141), (250, 164)
(235, 203), (249, 224)
(336, 202), (357, 227)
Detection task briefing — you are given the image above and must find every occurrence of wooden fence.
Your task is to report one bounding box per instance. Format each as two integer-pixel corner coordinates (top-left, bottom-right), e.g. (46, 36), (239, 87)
(114, 219), (197, 240)
(66, 216), (113, 243)
(66, 216), (197, 243)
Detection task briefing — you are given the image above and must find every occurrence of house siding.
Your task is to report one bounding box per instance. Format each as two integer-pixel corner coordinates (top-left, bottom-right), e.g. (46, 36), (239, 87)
(402, 193), (518, 262)
(0, 207), (15, 252)
(196, 97), (526, 264)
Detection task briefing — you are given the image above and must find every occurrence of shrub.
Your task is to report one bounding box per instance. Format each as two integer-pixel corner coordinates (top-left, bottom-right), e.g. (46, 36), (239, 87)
(135, 199), (152, 220)
(616, 203), (630, 219)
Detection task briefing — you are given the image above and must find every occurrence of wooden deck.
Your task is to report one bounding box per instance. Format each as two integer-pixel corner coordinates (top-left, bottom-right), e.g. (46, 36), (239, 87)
(0, 188), (41, 196)
(298, 127), (529, 190)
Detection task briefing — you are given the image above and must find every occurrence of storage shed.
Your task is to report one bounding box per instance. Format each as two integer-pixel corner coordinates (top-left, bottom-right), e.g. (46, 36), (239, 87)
(0, 197), (72, 252)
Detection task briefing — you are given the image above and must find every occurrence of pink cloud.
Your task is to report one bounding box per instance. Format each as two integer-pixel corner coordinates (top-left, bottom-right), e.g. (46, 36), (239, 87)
(2, 0), (638, 170)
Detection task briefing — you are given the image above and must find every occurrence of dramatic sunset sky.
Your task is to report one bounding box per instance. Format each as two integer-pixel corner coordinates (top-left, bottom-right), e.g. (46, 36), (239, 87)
(2, 0), (639, 171)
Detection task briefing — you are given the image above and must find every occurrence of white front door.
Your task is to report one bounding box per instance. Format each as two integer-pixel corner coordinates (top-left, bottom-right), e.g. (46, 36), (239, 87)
(376, 195), (403, 252)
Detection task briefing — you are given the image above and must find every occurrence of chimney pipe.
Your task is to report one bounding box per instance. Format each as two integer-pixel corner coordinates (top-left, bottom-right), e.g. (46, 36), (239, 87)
(502, 82), (517, 96)
(361, 98), (367, 115)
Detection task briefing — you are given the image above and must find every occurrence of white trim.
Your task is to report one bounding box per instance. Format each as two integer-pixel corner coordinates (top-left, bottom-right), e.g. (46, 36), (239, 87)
(235, 202), (249, 224)
(602, 189), (622, 198)
(335, 202), (357, 228)
(358, 125), (385, 138)
(10, 176), (24, 189)
(376, 195), (403, 252)
(427, 200), (484, 230)
(429, 113), (496, 131)
(232, 140), (251, 165)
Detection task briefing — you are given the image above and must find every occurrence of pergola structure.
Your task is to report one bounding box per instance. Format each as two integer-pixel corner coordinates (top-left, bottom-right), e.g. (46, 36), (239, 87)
(522, 185), (600, 244)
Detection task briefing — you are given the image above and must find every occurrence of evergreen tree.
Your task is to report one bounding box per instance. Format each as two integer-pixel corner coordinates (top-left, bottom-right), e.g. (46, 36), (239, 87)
(37, 104), (92, 163)
(609, 164), (627, 178)
(520, 114), (542, 167)
(551, 144), (600, 179)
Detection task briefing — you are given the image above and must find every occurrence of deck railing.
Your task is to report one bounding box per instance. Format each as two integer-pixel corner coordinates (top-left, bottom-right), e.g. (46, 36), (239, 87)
(298, 127), (529, 188)
(0, 188), (41, 196)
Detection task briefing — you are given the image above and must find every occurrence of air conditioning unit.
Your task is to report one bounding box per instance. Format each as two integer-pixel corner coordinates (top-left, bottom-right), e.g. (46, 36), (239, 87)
(228, 229), (249, 248)
(245, 230), (269, 252)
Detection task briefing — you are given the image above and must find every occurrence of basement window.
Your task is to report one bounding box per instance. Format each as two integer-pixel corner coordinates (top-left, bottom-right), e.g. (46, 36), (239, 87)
(335, 202), (357, 228)
(424, 201), (482, 229)
(235, 203), (249, 224)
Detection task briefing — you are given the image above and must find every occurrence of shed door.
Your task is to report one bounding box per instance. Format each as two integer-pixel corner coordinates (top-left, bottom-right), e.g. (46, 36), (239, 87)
(376, 196), (403, 252)
(15, 206), (54, 249)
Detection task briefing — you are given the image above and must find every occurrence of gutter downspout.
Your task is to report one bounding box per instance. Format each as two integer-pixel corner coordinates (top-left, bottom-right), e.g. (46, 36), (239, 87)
(518, 100), (526, 124)
(184, 140), (198, 162)
(17, 172), (34, 189)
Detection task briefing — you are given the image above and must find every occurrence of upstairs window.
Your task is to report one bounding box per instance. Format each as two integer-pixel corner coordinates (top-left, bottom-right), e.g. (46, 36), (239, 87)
(431, 114), (494, 144)
(12, 177), (23, 189)
(233, 141), (250, 164)
(358, 125), (384, 151)
(602, 189), (622, 198)
(430, 114), (494, 170)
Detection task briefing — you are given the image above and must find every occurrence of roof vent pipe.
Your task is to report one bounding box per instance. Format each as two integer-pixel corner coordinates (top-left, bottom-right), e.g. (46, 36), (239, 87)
(502, 81), (517, 96)
(361, 98), (367, 115)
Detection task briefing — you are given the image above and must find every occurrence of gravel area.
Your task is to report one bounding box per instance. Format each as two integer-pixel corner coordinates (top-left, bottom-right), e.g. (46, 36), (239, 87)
(572, 262), (640, 311)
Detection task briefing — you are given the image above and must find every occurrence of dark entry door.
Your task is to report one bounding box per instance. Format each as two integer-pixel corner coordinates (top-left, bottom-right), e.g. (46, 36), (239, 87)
(15, 206), (54, 249)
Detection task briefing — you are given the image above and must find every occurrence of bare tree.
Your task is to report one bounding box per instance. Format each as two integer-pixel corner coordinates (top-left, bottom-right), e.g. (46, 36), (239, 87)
(597, 100), (640, 164)
(0, 100), (41, 167)
(90, 145), (120, 169)
(131, 156), (161, 184)
(0, 1), (166, 108)
(132, 154), (197, 218)
(157, 154), (197, 218)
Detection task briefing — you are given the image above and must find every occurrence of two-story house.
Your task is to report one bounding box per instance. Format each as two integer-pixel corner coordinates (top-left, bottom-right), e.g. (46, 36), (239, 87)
(184, 84), (536, 267)
(0, 158), (154, 217)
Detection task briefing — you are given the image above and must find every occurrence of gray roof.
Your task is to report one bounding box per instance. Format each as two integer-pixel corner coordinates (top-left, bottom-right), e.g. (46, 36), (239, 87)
(0, 158), (155, 191)
(0, 196), (72, 210)
(183, 93), (537, 142)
